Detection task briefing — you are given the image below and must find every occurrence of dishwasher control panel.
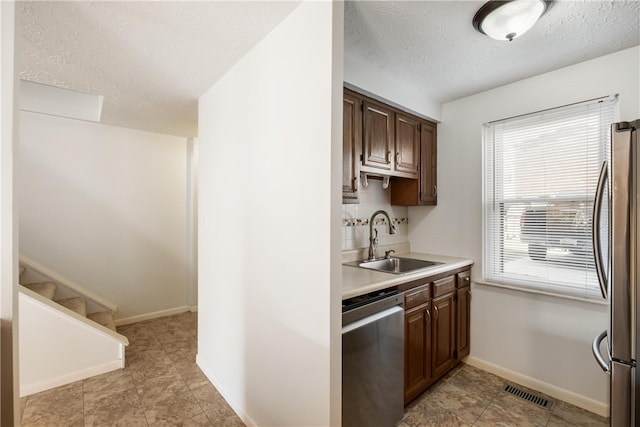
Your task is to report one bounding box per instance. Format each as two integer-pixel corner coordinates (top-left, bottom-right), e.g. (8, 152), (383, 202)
(342, 288), (403, 326)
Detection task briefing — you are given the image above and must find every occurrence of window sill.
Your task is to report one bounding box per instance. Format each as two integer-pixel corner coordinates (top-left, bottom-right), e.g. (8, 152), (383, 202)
(475, 279), (608, 306)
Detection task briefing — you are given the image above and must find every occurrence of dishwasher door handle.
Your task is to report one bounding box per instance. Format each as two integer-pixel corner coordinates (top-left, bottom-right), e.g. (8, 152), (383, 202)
(342, 305), (403, 334)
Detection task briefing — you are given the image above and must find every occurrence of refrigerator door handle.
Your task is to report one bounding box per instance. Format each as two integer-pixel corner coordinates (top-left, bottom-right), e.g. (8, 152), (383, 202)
(592, 330), (610, 373)
(592, 160), (608, 300)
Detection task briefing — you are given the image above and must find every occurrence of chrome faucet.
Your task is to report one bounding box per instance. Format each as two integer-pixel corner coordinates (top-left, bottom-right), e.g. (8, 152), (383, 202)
(368, 210), (397, 260)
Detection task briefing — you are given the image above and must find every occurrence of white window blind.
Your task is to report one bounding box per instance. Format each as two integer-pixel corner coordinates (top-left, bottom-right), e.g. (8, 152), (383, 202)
(483, 96), (617, 301)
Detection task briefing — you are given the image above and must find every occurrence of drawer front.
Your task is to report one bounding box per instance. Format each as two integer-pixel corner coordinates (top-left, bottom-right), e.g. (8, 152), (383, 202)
(457, 270), (471, 288)
(404, 284), (430, 310)
(433, 275), (455, 298)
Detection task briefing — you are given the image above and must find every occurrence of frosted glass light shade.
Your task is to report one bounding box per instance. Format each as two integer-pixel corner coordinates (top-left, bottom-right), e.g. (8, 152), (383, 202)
(473, 0), (547, 41)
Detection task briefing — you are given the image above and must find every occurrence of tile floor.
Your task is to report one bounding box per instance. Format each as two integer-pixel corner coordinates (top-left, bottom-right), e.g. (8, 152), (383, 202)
(20, 312), (243, 427)
(400, 364), (609, 427)
(20, 312), (608, 426)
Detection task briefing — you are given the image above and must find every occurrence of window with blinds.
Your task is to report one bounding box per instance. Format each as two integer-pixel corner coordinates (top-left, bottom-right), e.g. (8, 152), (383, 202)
(483, 96), (617, 301)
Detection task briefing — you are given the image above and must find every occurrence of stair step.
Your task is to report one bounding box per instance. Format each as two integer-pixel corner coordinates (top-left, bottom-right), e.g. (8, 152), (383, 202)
(55, 297), (87, 317)
(87, 311), (116, 332)
(23, 282), (57, 300)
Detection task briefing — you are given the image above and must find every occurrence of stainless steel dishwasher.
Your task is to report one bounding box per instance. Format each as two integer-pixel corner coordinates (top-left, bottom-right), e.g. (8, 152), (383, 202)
(342, 289), (404, 427)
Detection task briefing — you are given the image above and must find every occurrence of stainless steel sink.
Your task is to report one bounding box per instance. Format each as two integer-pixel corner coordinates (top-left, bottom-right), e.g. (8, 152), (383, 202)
(344, 257), (443, 274)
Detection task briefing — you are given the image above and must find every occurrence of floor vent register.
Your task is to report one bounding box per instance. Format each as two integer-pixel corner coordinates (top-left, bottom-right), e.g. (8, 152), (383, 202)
(502, 384), (552, 410)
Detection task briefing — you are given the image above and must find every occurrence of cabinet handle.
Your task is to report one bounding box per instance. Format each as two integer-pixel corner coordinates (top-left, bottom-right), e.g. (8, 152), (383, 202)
(433, 305), (439, 320)
(434, 185), (438, 196)
(465, 277), (470, 284)
(396, 151), (401, 167)
(388, 150), (392, 164)
(354, 176), (359, 191)
(426, 309), (431, 323)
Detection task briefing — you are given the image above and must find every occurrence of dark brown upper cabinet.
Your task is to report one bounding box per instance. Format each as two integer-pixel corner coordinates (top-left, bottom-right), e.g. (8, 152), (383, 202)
(342, 88), (436, 202)
(362, 99), (395, 172)
(394, 112), (421, 176)
(360, 100), (419, 180)
(390, 120), (437, 206)
(420, 121), (437, 204)
(343, 90), (362, 203)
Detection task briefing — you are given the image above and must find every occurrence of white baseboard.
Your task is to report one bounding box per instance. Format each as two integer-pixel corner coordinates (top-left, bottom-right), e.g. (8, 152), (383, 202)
(465, 356), (609, 417)
(114, 306), (191, 326)
(20, 360), (123, 397)
(196, 355), (256, 427)
(189, 305), (198, 313)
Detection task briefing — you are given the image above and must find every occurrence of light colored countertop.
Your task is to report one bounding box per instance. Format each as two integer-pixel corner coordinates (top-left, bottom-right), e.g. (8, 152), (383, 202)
(342, 252), (474, 300)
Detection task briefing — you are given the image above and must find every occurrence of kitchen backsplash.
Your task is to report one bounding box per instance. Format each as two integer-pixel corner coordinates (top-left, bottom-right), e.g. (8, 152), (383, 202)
(342, 178), (409, 251)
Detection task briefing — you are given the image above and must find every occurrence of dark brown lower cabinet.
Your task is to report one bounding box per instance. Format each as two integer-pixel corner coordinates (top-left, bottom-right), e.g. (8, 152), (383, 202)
(404, 302), (431, 404)
(456, 285), (471, 360)
(403, 284), (431, 404)
(403, 268), (471, 405)
(431, 292), (456, 379)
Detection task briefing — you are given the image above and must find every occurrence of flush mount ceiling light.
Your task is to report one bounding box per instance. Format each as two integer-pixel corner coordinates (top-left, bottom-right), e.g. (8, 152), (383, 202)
(473, 0), (548, 41)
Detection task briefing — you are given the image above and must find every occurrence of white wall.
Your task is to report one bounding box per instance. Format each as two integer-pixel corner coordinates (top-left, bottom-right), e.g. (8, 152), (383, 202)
(0, 1), (20, 424)
(186, 137), (198, 308)
(19, 112), (191, 322)
(344, 54), (441, 122)
(19, 290), (126, 396)
(409, 46), (640, 414)
(197, 2), (343, 426)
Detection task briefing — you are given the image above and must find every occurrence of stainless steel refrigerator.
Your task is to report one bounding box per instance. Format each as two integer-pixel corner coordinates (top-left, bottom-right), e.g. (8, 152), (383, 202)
(592, 119), (640, 426)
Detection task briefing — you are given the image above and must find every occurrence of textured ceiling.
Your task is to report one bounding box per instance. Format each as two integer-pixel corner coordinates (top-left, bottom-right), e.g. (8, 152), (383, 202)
(17, 1), (300, 137)
(345, 0), (640, 104)
(17, 1), (640, 137)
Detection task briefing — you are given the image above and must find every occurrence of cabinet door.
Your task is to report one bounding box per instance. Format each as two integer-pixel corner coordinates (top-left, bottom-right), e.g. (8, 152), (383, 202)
(419, 121), (437, 205)
(343, 91), (362, 201)
(404, 303), (431, 404)
(457, 286), (471, 360)
(395, 112), (420, 177)
(431, 292), (456, 380)
(363, 100), (394, 171)
(389, 119), (437, 206)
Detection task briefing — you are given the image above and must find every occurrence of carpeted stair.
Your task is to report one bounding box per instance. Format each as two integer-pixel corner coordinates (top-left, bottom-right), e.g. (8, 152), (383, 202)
(19, 265), (117, 332)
